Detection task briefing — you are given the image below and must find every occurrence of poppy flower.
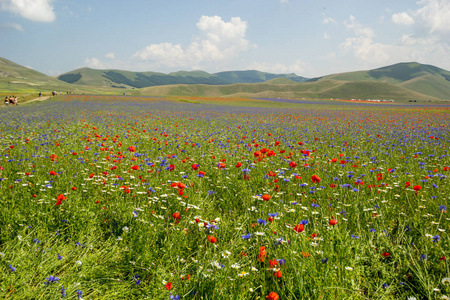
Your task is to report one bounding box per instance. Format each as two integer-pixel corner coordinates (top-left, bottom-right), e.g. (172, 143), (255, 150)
(131, 165), (139, 170)
(413, 185), (422, 191)
(207, 235), (217, 243)
(50, 171), (56, 176)
(289, 161), (297, 168)
(329, 219), (338, 226)
(172, 212), (181, 220)
(331, 158), (337, 163)
(274, 270), (282, 278)
(262, 194), (271, 201)
(294, 224), (304, 233)
(165, 282), (173, 290)
(311, 175), (321, 183)
(268, 292), (279, 300)
(128, 146), (136, 152)
(235, 162), (242, 168)
(71, 187), (77, 191)
(258, 246), (267, 262)
(268, 171), (277, 177)
(381, 252), (390, 257)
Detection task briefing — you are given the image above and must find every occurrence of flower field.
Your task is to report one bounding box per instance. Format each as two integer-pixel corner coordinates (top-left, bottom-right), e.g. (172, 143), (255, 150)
(0, 96), (449, 299)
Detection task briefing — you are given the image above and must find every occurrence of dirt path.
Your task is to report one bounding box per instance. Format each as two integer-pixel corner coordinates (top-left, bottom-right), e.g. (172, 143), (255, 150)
(25, 96), (50, 104)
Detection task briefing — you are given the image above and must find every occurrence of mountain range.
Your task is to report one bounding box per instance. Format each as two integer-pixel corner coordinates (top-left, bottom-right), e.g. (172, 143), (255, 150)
(1, 56), (450, 102)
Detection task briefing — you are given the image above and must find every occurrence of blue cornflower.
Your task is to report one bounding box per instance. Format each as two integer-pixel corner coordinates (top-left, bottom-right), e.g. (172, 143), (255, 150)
(61, 285), (67, 297)
(369, 228), (376, 233)
(44, 275), (59, 285)
(148, 187), (155, 193)
(132, 210), (139, 217)
(420, 254), (428, 261)
(404, 225), (411, 232)
(351, 234), (359, 239)
(382, 283), (388, 289)
(311, 203), (319, 208)
(268, 212), (278, 217)
(432, 235), (440, 242)
(8, 264), (16, 272)
(322, 257), (328, 264)
(439, 205), (447, 212)
(257, 218), (267, 226)
(76, 289), (83, 299)
(300, 220), (309, 225)
(277, 258), (286, 264)
(207, 190), (215, 195)
(132, 274), (141, 285)
(170, 293), (181, 300)
(57, 253), (63, 260)
(241, 233), (253, 239)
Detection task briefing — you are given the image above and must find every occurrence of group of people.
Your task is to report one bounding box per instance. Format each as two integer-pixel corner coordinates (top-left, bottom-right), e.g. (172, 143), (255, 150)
(4, 96), (18, 106)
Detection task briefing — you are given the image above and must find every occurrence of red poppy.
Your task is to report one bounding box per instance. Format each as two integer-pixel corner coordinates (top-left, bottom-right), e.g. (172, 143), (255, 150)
(268, 292), (279, 300)
(50, 171), (56, 176)
(331, 158), (337, 163)
(71, 187), (77, 191)
(268, 217), (274, 223)
(172, 212), (181, 220)
(128, 146), (136, 152)
(207, 235), (217, 243)
(329, 219), (338, 226)
(269, 259), (279, 268)
(274, 270), (282, 278)
(381, 252), (390, 257)
(165, 282), (173, 290)
(289, 161), (297, 168)
(177, 182), (186, 189)
(294, 224), (304, 233)
(235, 162), (242, 168)
(258, 246), (267, 262)
(262, 194), (271, 201)
(311, 175), (321, 183)
(268, 171), (277, 177)
(131, 165), (139, 170)
(405, 182), (411, 188)
(413, 185), (422, 191)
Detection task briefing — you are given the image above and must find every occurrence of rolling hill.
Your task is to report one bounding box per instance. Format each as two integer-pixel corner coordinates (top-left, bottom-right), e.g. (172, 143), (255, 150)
(318, 62), (450, 100)
(57, 68), (308, 88)
(1, 57), (449, 102)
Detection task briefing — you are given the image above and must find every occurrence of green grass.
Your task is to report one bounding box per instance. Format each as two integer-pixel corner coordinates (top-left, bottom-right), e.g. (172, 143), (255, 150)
(0, 95), (449, 299)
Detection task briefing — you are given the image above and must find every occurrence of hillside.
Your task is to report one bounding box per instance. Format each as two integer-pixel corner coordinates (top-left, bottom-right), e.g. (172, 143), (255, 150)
(131, 79), (439, 102)
(57, 68), (308, 88)
(319, 62), (450, 100)
(0, 57), (118, 95)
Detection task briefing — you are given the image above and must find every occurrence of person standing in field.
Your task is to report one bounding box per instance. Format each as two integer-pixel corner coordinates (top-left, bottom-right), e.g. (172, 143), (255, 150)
(4, 97), (9, 106)
(39, 92), (42, 98)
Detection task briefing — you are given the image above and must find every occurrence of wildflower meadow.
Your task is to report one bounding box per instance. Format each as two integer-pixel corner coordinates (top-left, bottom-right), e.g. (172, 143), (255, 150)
(0, 95), (449, 299)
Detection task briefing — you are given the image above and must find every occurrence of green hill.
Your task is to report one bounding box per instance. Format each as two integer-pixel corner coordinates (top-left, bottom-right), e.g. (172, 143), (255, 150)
(57, 68), (308, 88)
(0, 57), (125, 97)
(320, 62), (450, 100)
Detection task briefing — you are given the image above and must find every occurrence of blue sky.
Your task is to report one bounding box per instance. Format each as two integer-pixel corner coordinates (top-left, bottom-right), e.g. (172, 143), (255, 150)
(1, 0), (449, 77)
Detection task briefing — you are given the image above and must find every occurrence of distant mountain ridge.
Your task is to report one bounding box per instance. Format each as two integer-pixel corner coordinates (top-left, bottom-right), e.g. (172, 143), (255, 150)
(1, 56), (449, 102)
(57, 68), (308, 88)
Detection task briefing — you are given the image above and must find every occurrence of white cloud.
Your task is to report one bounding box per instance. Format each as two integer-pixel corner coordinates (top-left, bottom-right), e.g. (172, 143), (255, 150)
(133, 15), (252, 70)
(340, 37), (390, 66)
(344, 15), (375, 38)
(246, 60), (308, 75)
(279, 0), (289, 3)
(323, 32), (330, 40)
(415, 0), (450, 33)
(85, 57), (107, 69)
(392, 12), (414, 25)
(105, 52), (115, 59)
(0, 0), (55, 22)
(0, 22), (23, 31)
(322, 17), (336, 25)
